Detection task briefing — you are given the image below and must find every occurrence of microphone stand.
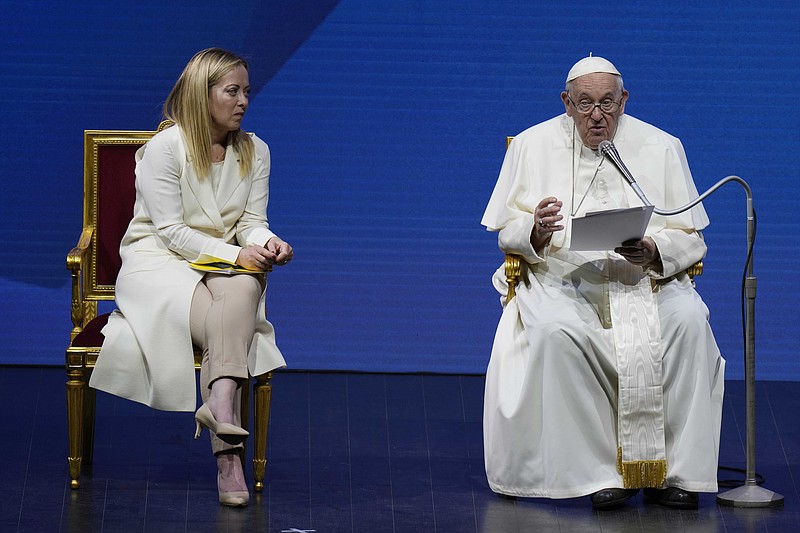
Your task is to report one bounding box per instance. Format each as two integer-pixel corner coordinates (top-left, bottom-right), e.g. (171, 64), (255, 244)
(710, 178), (783, 508)
(676, 176), (782, 507)
(602, 140), (783, 507)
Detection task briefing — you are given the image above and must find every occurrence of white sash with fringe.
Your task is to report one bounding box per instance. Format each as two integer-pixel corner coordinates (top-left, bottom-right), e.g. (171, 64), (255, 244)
(609, 258), (667, 488)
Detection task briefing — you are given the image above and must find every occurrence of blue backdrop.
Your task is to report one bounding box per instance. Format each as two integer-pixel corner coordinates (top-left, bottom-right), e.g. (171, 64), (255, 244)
(1, 0), (798, 379)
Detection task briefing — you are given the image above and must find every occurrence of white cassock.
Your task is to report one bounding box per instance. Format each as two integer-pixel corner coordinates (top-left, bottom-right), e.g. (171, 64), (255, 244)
(481, 114), (725, 499)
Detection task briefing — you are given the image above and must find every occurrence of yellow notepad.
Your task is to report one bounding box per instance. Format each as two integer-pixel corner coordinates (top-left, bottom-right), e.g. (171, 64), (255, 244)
(188, 260), (266, 275)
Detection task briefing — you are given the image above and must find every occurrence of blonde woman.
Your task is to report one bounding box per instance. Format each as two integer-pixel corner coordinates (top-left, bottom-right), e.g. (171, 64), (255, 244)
(91, 48), (292, 506)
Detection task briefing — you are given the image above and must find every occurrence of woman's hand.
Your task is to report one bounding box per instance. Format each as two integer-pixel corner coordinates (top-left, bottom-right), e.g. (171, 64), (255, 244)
(266, 237), (293, 266)
(236, 245), (277, 271)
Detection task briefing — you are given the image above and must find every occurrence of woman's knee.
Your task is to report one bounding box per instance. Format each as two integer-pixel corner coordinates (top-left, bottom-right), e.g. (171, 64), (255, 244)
(190, 282), (213, 346)
(207, 274), (263, 306)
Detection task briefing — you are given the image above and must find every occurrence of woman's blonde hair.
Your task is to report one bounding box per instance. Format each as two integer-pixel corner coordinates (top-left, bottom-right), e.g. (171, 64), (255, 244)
(163, 48), (254, 178)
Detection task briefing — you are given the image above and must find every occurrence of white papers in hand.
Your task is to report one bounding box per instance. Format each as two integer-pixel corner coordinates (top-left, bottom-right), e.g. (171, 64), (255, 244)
(569, 205), (654, 251)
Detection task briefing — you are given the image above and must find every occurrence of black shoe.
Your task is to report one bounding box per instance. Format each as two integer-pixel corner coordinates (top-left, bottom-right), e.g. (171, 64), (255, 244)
(591, 488), (639, 510)
(643, 487), (699, 510)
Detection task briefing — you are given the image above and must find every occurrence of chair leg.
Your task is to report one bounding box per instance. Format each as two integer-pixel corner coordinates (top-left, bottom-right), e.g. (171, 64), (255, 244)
(252, 372), (273, 492)
(66, 365), (86, 489)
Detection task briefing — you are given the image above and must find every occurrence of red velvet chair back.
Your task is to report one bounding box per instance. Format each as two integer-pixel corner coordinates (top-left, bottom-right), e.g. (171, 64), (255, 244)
(95, 143), (139, 285)
(82, 129), (158, 299)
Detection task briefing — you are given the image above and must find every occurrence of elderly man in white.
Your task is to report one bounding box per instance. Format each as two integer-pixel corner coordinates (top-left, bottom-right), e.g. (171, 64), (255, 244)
(481, 56), (725, 510)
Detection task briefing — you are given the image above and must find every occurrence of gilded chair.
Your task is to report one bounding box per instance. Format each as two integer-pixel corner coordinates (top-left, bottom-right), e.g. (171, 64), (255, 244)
(65, 121), (274, 490)
(501, 136), (701, 301)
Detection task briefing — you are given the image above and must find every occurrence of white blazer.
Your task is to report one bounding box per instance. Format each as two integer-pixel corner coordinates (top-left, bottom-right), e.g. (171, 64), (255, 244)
(90, 126), (286, 412)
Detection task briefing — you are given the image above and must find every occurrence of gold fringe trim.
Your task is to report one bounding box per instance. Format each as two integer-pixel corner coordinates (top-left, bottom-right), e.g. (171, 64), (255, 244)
(617, 447), (667, 488)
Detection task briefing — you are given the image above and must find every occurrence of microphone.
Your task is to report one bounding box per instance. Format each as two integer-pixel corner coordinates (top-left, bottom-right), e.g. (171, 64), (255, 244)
(598, 140), (653, 207)
(598, 140), (751, 221)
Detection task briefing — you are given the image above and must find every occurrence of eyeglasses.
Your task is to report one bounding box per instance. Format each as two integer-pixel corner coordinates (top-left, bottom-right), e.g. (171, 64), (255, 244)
(567, 95), (622, 114)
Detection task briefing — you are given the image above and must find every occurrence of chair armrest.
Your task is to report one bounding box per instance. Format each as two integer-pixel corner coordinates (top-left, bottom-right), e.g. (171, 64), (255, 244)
(67, 227), (94, 271)
(687, 260), (703, 288)
(505, 254), (521, 301)
(687, 261), (703, 279)
(67, 227), (94, 339)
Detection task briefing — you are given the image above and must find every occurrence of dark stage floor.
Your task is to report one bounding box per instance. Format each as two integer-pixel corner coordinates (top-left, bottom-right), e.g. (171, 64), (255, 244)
(3, 367), (798, 532)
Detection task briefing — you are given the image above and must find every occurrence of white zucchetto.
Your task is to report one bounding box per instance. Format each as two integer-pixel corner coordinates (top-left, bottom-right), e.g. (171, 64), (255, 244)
(566, 56), (620, 82)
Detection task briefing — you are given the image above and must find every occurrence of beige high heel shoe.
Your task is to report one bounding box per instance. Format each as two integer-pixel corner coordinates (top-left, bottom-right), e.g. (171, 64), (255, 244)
(218, 472), (249, 507)
(194, 404), (249, 445)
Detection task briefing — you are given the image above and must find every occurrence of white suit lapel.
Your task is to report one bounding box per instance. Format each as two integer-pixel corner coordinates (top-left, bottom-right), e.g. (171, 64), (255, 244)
(184, 156), (225, 232)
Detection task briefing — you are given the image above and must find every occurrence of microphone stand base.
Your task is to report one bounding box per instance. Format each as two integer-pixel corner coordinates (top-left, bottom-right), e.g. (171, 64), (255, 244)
(716, 484), (784, 508)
